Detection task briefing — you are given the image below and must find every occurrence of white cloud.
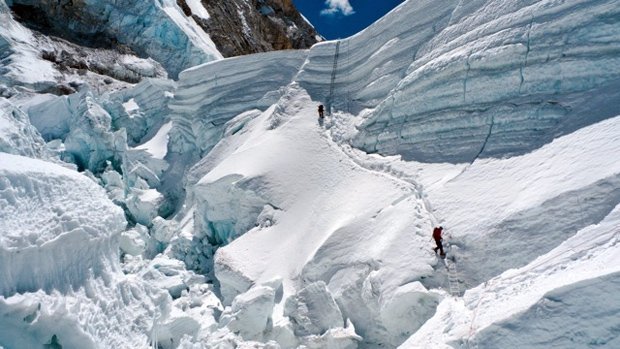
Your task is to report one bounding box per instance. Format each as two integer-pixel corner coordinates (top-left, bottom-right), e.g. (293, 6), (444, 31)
(320, 0), (355, 16)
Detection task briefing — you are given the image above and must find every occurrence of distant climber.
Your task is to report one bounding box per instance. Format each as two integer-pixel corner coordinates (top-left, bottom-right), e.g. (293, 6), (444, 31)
(318, 104), (324, 118)
(433, 226), (446, 257)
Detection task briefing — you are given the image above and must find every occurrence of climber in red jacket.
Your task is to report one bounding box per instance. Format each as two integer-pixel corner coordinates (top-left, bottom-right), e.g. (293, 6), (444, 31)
(433, 226), (445, 257)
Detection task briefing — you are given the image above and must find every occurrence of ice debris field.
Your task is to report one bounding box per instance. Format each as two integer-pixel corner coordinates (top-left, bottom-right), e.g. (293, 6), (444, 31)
(1, 0), (620, 348)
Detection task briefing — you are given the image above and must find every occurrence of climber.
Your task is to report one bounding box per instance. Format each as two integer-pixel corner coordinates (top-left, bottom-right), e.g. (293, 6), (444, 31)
(318, 104), (324, 118)
(433, 226), (446, 257)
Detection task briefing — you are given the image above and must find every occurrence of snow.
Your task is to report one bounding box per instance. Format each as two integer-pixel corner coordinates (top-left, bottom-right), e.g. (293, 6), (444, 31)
(220, 285), (276, 341)
(0, 153), (124, 250)
(284, 281), (344, 336)
(0, 98), (46, 157)
(401, 205), (620, 348)
(0, 153), (125, 297)
(135, 121), (173, 159)
(123, 98), (140, 116)
(127, 187), (164, 226)
(186, 85), (439, 346)
(185, 0), (210, 20)
(0, 3), (58, 87)
(1, 0), (620, 347)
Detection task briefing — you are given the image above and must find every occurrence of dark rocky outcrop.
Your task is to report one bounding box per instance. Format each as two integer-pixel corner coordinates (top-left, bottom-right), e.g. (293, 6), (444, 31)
(9, 2), (123, 51)
(181, 0), (322, 57)
(8, 0), (321, 81)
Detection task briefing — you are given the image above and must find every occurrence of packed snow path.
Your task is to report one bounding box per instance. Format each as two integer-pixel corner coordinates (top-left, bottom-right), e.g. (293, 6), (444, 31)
(187, 85), (443, 347)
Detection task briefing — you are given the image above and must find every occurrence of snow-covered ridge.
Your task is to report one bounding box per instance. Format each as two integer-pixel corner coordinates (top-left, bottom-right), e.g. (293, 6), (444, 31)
(184, 85), (440, 347)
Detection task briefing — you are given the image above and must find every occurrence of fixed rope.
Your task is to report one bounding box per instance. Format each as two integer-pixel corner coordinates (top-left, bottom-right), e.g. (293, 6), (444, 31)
(326, 40), (341, 114)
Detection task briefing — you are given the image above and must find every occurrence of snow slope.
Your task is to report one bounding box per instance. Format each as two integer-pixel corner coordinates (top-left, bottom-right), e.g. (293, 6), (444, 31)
(0, 1), (58, 89)
(402, 201), (620, 348)
(415, 115), (620, 285)
(185, 84), (439, 347)
(0, 98), (46, 158)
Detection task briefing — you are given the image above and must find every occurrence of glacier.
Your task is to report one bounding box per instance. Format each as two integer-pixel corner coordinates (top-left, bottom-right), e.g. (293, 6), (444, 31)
(353, 0), (620, 163)
(1, 0), (620, 348)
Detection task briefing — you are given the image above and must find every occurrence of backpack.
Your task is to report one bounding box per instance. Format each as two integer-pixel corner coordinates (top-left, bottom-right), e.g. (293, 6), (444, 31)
(433, 227), (442, 240)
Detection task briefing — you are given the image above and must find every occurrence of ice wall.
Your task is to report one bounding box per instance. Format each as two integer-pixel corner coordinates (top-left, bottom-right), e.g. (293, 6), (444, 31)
(169, 50), (307, 157)
(103, 78), (177, 147)
(353, 0), (620, 162)
(296, 0), (459, 112)
(473, 273), (620, 348)
(163, 51), (306, 214)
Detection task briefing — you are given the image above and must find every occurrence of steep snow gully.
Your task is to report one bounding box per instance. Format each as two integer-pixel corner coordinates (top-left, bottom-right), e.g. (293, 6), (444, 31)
(1, 0), (620, 348)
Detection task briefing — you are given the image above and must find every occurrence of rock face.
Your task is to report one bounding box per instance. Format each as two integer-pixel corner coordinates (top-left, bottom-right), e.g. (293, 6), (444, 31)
(6, 0), (319, 82)
(182, 0), (321, 57)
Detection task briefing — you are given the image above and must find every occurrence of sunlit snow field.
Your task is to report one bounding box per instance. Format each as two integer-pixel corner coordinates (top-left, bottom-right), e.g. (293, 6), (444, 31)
(1, 0), (619, 348)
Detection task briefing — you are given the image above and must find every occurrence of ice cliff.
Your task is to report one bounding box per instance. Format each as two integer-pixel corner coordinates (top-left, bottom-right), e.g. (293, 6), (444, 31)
(353, 0), (620, 163)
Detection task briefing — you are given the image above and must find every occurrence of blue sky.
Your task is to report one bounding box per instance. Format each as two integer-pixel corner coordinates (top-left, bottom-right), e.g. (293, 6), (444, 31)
(292, 0), (405, 40)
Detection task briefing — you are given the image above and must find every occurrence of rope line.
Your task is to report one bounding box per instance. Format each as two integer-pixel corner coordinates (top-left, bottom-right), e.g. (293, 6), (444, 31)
(326, 41), (340, 114)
